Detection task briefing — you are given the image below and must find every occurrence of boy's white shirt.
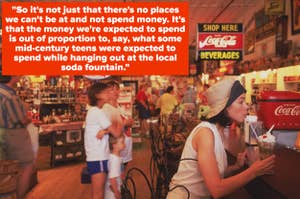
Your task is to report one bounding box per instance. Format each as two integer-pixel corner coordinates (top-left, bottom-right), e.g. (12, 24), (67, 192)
(84, 106), (111, 161)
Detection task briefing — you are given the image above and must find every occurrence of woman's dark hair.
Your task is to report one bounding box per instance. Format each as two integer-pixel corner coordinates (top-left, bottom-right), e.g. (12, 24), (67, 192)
(206, 109), (232, 127)
(88, 82), (108, 106)
(166, 86), (174, 93)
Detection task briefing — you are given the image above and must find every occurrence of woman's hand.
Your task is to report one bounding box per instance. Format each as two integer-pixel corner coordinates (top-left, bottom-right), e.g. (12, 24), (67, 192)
(124, 118), (134, 126)
(250, 155), (275, 177)
(96, 129), (108, 140)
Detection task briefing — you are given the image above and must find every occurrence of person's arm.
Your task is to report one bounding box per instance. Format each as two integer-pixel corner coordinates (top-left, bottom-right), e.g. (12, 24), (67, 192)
(102, 105), (122, 137)
(109, 178), (121, 199)
(96, 129), (109, 139)
(123, 118), (134, 127)
(193, 128), (275, 199)
(119, 110), (134, 127)
(224, 151), (247, 177)
(107, 121), (122, 138)
(100, 109), (122, 138)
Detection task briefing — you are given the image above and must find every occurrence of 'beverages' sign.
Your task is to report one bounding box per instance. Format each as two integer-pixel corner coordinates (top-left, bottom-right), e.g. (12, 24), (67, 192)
(197, 23), (243, 60)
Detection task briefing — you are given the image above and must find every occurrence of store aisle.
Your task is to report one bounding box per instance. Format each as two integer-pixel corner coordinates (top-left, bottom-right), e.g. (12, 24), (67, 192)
(25, 138), (152, 199)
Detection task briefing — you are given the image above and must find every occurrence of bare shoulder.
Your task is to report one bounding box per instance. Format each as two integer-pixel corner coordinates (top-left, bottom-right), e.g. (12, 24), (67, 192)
(192, 127), (214, 140)
(192, 127), (214, 151)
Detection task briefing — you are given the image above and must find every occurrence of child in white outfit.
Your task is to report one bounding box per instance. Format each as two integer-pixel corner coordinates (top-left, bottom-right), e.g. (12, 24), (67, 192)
(105, 134), (126, 199)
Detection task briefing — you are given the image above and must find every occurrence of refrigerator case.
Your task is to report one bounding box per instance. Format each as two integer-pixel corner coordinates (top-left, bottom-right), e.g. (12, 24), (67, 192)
(257, 91), (300, 130)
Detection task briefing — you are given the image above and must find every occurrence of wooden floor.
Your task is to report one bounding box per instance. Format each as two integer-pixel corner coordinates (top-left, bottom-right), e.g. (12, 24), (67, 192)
(25, 137), (251, 199)
(26, 138), (152, 199)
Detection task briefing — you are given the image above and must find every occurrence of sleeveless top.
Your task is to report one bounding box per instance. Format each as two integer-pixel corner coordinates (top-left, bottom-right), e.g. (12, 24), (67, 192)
(169, 121), (228, 198)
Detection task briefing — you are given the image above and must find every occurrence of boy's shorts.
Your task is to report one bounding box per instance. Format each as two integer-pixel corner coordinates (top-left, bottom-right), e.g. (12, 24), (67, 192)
(87, 160), (109, 175)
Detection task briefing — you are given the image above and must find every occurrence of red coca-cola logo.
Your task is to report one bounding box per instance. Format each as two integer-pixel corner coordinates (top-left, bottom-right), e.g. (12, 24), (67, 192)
(199, 35), (237, 48)
(274, 104), (300, 116)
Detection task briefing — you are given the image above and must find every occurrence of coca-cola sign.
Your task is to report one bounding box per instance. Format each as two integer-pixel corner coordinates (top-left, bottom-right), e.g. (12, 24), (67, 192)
(274, 104), (300, 116)
(198, 33), (243, 50)
(197, 23), (243, 61)
(199, 35), (237, 48)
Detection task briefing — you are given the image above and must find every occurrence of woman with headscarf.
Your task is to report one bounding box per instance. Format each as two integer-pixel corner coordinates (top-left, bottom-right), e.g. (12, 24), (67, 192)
(167, 78), (275, 199)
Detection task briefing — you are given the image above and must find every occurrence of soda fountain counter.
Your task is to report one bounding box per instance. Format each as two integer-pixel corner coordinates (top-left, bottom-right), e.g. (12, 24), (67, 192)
(223, 127), (300, 199)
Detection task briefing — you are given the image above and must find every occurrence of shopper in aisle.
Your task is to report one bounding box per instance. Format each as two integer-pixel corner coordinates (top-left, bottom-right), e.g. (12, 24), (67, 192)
(148, 87), (160, 116)
(84, 82), (122, 199)
(0, 75), (34, 199)
(136, 83), (151, 137)
(167, 78), (275, 199)
(105, 134), (126, 199)
(102, 80), (134, 169)
(156, 85), (178, 115)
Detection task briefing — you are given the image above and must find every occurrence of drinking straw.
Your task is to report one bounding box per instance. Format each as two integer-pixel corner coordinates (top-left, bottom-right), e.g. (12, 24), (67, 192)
(266, 124), (275, 134)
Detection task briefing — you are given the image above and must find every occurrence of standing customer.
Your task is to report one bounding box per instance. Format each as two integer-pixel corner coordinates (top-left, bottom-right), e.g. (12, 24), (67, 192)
(156, 86), (178, 115)
(84, 82), (121, 199)
(105, 134), (126, 199)
(167, 78), (275, 199)
(136, 84), (150, 137)
(0, 75), (34, 199)
(102, 81), (134, 168)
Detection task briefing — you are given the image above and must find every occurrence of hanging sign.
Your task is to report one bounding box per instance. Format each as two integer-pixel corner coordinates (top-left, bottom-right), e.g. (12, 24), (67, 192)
(265, 0), (285, 15)
(197, 23), (243, 61)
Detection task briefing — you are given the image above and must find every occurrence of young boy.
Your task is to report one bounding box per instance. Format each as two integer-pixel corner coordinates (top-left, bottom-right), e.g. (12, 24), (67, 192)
(105, 134), (126, 199)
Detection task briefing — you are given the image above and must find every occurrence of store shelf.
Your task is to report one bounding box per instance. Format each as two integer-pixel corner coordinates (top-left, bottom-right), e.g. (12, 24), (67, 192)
(253, 82), (276, 85)
(284, 81), (300, 84)
(50, 129), (85, 167)
(41, 101), (75, 105)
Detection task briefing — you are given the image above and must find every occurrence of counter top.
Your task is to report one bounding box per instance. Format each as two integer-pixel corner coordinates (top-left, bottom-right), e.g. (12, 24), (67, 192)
(223, 128), (300, 199)
(38, 121), (84, 134)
